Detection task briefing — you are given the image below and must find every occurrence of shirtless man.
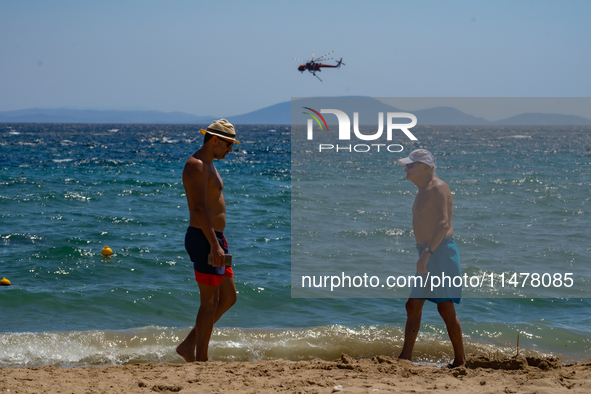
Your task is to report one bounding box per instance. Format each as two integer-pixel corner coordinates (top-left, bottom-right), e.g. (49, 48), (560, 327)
(396, 149), (465, 368)
(176, 119), (239, 362)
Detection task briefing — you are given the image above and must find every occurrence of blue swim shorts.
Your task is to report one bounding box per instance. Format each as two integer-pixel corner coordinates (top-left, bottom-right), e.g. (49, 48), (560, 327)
(409, 237), (462, 304)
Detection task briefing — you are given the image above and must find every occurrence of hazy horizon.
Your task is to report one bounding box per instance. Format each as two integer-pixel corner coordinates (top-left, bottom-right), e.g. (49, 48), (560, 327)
(3, 97), (590, 123)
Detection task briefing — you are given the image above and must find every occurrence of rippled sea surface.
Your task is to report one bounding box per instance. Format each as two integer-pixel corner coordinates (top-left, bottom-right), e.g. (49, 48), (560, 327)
(1, 123), (590, 367)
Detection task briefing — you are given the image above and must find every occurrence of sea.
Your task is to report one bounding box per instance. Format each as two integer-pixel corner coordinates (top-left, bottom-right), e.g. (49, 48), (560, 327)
(1, 123), (590, 368)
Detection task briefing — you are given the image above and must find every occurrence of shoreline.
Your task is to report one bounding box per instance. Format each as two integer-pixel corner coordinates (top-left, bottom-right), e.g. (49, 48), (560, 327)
(2, 323), (589, 369)
(2, 355), (590, 394)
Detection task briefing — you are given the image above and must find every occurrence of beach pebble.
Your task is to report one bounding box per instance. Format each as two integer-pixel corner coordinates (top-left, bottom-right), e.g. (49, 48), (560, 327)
(452, 367), (467, 377)
(340, 353), (356, 364)
(332, 385), (343, 392)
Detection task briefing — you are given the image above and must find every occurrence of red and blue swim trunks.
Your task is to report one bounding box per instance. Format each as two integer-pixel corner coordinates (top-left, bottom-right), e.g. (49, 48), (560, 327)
(185, 226), (233, 286)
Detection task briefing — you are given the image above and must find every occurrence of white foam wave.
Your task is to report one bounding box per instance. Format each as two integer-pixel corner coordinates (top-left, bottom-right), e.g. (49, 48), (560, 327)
(0, 324), (566, 368)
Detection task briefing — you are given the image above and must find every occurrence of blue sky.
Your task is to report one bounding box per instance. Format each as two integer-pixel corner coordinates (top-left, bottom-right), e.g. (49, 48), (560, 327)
(1, 0), (590, 117)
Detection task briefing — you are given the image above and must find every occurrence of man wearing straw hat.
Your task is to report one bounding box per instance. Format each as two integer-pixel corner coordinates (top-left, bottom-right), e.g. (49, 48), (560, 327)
(176, 119), (240, 362)
(396, 149), (465, 369)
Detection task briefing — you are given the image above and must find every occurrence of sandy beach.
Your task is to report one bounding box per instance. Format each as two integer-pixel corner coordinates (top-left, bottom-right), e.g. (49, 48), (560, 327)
(1, 354), (590, 394)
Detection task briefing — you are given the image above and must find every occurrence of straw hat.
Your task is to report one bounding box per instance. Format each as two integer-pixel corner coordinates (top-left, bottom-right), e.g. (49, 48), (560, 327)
(200, 119), (240, 144)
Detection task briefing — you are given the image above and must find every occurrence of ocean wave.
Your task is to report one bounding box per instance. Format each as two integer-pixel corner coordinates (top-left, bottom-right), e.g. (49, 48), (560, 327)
(0, 324), (582, 368)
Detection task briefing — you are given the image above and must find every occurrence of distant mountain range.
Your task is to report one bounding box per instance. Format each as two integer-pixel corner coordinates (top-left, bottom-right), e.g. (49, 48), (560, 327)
(1, 99), (590, 125)
(0, 108), (215, 124)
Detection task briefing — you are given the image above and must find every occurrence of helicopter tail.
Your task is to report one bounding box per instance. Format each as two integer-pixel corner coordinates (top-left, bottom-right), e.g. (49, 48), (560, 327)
(336, 58), (345, 68)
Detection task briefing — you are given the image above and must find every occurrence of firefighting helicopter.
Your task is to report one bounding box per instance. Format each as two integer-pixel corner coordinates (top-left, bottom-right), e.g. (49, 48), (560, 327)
(294, 51), (344, 81)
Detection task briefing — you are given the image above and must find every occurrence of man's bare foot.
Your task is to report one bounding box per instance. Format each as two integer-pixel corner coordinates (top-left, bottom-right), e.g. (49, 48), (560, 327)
(176, 343), (196, 363)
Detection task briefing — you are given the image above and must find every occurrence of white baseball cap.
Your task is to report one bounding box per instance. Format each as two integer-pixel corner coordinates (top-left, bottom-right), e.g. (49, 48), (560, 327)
(398, 149), (435, 168)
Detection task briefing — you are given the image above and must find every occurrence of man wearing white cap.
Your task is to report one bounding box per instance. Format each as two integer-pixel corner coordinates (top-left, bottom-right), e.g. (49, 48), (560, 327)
(177, 119), (240, 362)
(396, 149), (465, 368)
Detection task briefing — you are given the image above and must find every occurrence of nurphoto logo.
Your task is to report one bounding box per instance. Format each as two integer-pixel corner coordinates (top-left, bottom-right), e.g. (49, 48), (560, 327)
(302, 107), (418, 153)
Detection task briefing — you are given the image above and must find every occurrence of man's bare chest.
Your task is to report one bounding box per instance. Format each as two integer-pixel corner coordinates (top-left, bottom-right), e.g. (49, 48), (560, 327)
(412, 193), (433, 216)
(207, 166), (224, 192)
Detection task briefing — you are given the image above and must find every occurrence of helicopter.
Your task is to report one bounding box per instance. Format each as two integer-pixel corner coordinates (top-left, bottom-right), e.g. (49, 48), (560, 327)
(294, 51), (344, 81)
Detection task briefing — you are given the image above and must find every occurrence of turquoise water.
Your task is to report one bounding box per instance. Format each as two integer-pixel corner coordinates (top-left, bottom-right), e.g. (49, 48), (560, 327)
(1, 123), (590, 367)
(291, 125), (590, 299)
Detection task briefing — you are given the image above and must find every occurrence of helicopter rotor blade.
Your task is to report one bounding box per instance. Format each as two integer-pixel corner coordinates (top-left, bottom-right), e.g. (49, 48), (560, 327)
(294, 51), (335, 63)
(316, 51), (334, 60)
